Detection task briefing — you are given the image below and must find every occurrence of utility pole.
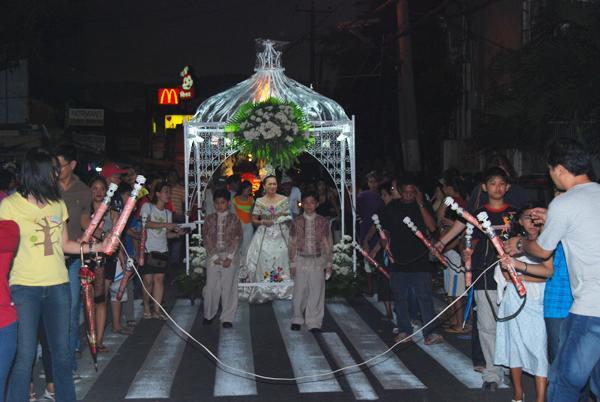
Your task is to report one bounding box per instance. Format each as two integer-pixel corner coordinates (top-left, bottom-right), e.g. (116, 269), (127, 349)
(296, 1), (330, 86)
(396, 0), (421, 171)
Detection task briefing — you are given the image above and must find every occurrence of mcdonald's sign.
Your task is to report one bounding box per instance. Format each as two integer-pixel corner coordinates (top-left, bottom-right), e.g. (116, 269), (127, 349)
(158, 88), (179, 105)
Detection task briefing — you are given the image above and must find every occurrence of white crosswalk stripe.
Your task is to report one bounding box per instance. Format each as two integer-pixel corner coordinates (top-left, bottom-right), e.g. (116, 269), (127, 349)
(125, 300), (199, 399)
(213, 303), (257, 396)
(327, 302), (426, 390)
(321, 332), (379, 400)
(365, 293), (509, 389)
(272, 300), (342, 393)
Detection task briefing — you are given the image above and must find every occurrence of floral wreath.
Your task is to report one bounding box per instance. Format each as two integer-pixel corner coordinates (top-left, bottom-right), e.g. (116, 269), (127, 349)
(224, 98), (313, 170)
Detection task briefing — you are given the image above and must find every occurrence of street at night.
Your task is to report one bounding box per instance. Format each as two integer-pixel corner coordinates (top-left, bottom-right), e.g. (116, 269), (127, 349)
(2, 1), (600, 402)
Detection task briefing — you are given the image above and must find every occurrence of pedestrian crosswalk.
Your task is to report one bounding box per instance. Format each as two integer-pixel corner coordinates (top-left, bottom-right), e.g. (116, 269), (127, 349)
(56, 296), (510, 402)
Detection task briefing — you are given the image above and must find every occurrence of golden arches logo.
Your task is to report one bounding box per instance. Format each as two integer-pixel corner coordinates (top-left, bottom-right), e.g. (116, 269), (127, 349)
(158, 88), (179, 105)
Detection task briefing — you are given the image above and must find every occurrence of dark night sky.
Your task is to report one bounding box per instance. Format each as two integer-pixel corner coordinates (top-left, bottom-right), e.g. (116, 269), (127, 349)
(75, 0), (361, 86)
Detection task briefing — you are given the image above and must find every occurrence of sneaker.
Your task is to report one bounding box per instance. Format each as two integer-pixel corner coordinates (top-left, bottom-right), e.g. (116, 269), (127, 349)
(481, 381), (498, 392)
(290, 324), (301, 331)
(73, 371), (82, 384)
(41, 389), (55, 401)
(309, 327), (321, 333)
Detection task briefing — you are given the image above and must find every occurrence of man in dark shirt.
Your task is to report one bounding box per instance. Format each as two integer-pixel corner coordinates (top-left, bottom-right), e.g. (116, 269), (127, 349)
(381, 176), (443, 345)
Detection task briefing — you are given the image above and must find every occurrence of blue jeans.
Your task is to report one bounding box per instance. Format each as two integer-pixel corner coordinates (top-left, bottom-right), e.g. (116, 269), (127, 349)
(8, 283), (76, 402)
(68, 258), (82, 371)
(0, 321), (17, 402)
(390, 271), (438, 337)
(545, 316), (566, 364)
(548, 313), (600, 402)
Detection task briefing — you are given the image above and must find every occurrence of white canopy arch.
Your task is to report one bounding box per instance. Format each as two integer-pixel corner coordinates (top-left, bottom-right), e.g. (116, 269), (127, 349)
(183, 39), (356, 274)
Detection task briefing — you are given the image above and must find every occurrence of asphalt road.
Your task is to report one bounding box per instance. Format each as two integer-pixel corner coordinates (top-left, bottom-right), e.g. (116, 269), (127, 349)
(31, 295), (537, 402)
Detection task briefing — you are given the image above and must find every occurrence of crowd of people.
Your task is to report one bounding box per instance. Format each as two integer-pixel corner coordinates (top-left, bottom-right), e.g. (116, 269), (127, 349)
(357, 139), (599, 402)
(0, 146), (188, 402)
(0, 138), (599, 402)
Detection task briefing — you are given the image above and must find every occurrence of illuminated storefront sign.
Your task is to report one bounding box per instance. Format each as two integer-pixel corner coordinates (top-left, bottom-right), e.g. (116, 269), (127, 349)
(158, 88), (179, 105)
(164, 115), (193, 129)
(179, 66), (195, 100)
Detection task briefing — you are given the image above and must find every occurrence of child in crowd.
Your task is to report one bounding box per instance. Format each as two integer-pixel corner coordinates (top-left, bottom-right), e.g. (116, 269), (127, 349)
(496, 203), (550, 402)
(470, 167), (518, 391)
(202, 189), (242, 328)
(289, 192), (333, 333)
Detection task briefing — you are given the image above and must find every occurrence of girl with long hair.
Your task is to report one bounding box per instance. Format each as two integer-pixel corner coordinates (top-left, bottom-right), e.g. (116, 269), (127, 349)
(0, 148), (109, 402)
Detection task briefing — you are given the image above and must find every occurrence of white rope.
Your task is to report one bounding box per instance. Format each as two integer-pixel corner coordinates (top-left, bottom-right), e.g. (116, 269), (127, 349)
(118, 238), (497, 382)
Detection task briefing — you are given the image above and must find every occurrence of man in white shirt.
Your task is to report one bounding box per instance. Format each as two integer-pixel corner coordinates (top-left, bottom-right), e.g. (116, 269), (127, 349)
(506, 138), (600, 402)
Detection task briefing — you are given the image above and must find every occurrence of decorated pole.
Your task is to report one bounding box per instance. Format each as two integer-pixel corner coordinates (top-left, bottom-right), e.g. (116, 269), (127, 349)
(371, 214), (396, 263)
(402, 217), (448, 267)
(104, 175), (146, 255)
(79, 246), (98, 370)
(464, 223), (474, 287)
(476, 211), (527, 297)
(443, 197), (485, 233)
(117, 257), (135, 301)
(138, 215), (147, 267)
(353, 242), (390, 280)
(81, 183), (118, 244)
(462, 223), (475, 328)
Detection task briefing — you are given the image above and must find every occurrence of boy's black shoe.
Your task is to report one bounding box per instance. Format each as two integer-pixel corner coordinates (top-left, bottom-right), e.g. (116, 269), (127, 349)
(290, 324), (301, 331)
(309, 328), (321, 334)
(222, 322), (233, 328)
(203, 318), (214, 326)
(481, 381), (498, 392)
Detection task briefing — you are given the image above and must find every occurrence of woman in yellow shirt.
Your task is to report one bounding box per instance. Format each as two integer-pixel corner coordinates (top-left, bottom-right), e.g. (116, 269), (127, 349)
(0, 148), (108, 402)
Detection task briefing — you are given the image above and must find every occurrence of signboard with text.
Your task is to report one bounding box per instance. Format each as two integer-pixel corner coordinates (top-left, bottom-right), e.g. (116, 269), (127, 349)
(67, 108), (104, 127)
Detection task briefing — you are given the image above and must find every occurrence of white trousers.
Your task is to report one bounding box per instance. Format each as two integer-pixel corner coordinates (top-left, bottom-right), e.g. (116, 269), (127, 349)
(203, 256), (239, 323)
(474, 290), (504, 384)
(292, 256), (326, 329)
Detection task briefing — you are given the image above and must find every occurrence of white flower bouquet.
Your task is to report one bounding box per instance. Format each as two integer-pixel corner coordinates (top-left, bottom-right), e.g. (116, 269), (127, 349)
(225, 98), (313, 170)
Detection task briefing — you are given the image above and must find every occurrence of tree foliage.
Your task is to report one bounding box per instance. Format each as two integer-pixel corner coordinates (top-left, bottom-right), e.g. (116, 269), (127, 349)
(477, 1), (600, 153)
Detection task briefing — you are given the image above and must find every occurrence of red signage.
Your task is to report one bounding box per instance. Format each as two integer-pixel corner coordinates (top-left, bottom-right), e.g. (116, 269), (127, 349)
(158, 88), (179, 105)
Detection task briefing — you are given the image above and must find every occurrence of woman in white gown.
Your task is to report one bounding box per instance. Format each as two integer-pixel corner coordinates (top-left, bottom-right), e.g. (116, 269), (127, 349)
(243, 175), (293, 303)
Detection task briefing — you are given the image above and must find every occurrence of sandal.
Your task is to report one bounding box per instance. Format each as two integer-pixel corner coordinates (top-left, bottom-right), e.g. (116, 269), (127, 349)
(143, 312), (152, 320)
(152, 312), (167, 321)
(29, 391), (37, 402)
(424, 333), (444, 345)
(113, 327), (134, 335)
(97, 344), (109, 353)
(445, 326), (467, 334)
(394, 332), (413, 344)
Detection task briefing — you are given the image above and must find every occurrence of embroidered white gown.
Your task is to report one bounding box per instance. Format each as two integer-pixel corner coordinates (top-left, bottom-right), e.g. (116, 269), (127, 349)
(241, 197), (293, 303)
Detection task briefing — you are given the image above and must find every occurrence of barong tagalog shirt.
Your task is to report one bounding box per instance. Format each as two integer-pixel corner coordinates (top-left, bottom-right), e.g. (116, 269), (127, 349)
(202, 211), (242, 262)
(289, 213), (332, 268)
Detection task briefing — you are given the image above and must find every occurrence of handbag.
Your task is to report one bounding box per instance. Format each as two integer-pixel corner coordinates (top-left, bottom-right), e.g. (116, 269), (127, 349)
(145, 251), (168, 269)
